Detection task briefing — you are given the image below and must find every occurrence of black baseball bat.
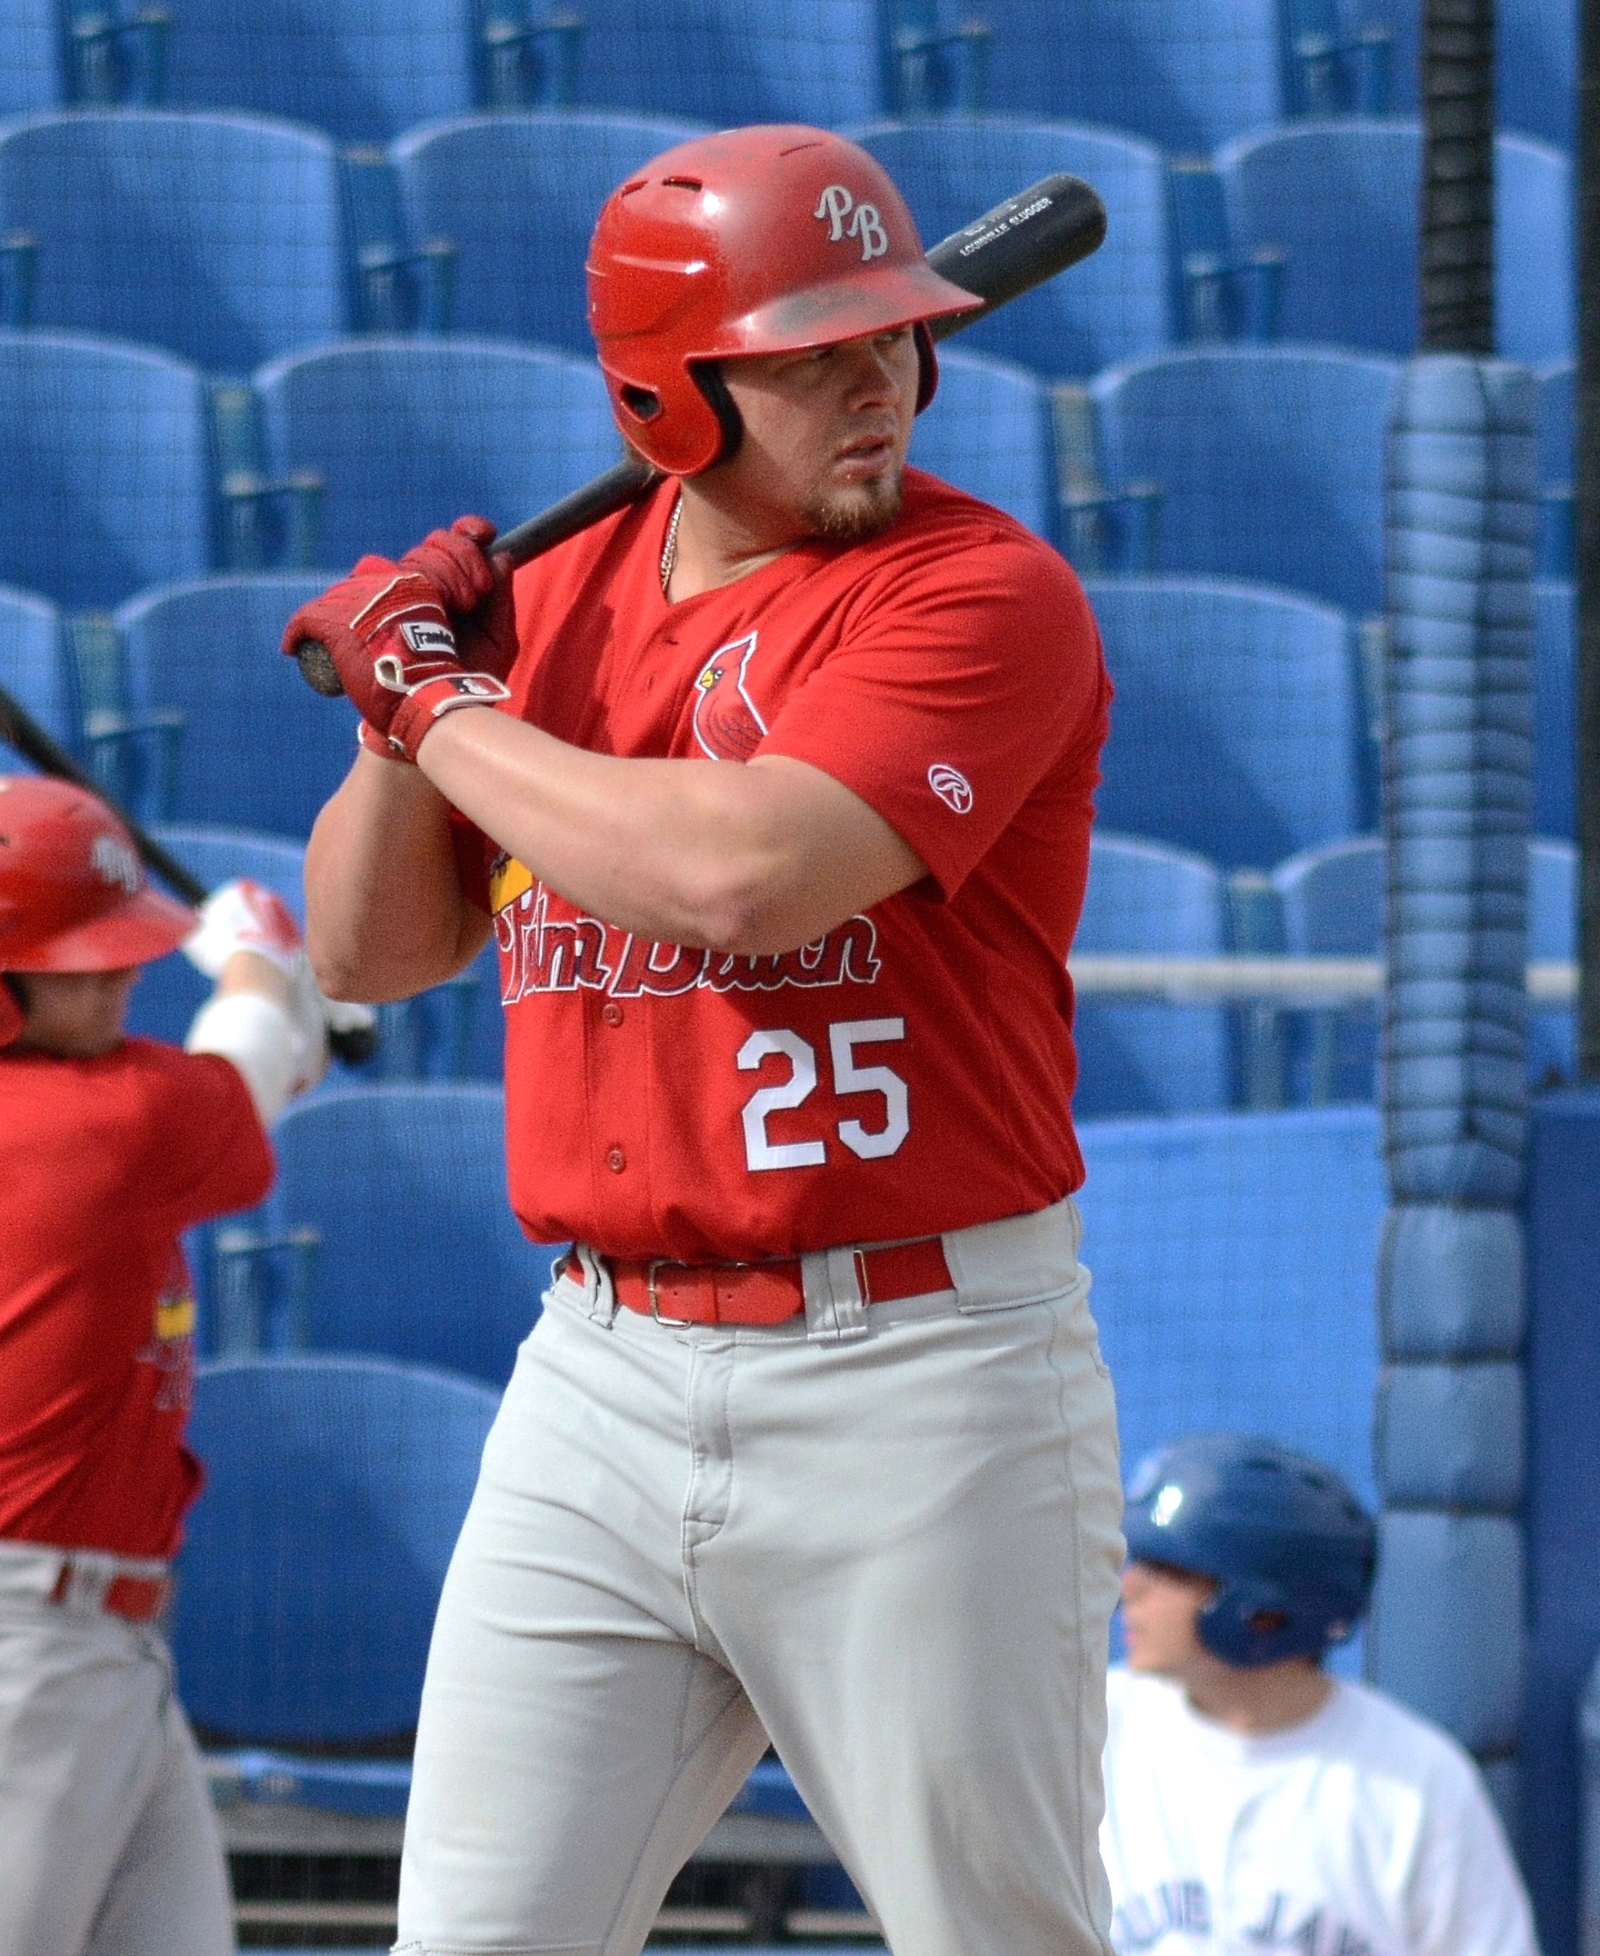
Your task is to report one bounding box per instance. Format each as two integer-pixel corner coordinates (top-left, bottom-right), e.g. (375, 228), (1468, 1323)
(294, 171), (1107, 697)
(0, 683), (379, 1066)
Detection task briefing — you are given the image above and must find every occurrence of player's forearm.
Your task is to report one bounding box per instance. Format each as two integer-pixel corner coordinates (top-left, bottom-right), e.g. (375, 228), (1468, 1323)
(416, 706), (922, 954)
(305, 749), (489, 1000)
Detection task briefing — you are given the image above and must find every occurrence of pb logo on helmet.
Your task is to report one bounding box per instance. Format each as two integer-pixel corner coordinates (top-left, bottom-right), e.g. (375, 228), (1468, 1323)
(813, 185), (889, 263)
(90, 832), (141, 895)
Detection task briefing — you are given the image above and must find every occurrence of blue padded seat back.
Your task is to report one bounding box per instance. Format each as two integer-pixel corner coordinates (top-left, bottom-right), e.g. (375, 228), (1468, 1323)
(254, 337), (620, 568)
(0, 0), (66, 116)
(0, 583), (72, 751)
(267, 1084), (556, 1385)
(173, 1354), (499, 1742)
(0, 330), (211, 609)
(910, 349), (1057, 539)
(1537, 360), (1573, 489)
(960, 0), (1283, 156)
(1076, 1106), (1385, 1508)
(562, 0), (887, 128)
(161, 0), (480, 147)
(1072, 831), (1230, 1117)
(850, 121), (1171, 377)
(1090, 349), (1399, 619)
(123, 823), (306, 1047)
(1217, 123), (1572, 367)
(392, 112), (711, 359)
(1082, 575), (1365, 868)
(1534, 579), (1573, 840)
(117, 575), (361, 839)
(0, 112), (348, 374)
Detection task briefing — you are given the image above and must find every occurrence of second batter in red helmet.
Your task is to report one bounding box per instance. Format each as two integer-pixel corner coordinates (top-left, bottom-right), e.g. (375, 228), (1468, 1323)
(587, 125), (982, 476)
(0, 773), (194, 995)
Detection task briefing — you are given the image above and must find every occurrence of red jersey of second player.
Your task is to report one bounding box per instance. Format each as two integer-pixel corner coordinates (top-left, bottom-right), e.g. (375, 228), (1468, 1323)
(0, 1038), (271, 1558)
(465, 468), (1110, 1262)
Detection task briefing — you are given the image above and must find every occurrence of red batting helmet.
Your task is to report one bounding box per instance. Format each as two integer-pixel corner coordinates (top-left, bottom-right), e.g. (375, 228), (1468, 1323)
(0, 776), (195, 1015)
(586, 124), (982, 477)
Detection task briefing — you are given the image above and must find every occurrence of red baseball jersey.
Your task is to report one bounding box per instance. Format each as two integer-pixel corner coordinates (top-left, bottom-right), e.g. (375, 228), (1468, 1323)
(0, 1038), (271, 1557)
(462, 468), (1110, 1263)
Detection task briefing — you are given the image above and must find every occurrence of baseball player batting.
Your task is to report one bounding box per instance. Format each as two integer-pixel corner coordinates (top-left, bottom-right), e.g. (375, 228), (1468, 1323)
(1103, 1434), (1537, 1955)
(0, 776), (329, 1956)
(293, 124), (1124, 1955)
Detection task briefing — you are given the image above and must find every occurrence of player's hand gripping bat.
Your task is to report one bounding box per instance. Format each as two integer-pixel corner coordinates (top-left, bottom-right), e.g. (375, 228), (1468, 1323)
(292, 172), (1107, 697)
(0, 684), (380, 1065)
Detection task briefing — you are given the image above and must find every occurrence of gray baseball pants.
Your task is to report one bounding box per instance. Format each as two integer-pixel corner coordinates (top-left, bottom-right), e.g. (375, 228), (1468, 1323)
(396, 1195), (1124, 1956)
(0, 1549), (233, 1956)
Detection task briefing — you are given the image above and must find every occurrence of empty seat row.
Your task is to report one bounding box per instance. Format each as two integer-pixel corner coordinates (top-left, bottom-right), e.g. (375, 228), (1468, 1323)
(0, 331), (1420, 621)
(0, 111), (1572, 382)
(11, 0), (1569, 151)
(7, 568), (1576, 877)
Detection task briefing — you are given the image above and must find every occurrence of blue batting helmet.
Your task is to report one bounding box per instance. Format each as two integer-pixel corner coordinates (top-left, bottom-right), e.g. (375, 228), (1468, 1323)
(1123, 1433), (1377, 1668)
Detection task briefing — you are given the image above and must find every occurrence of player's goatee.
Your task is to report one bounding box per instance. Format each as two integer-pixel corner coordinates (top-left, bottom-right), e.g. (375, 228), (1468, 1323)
(800, 470), (904, 542)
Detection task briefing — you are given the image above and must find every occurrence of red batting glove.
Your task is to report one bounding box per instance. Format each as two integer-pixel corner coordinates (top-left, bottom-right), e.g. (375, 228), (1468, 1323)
(398, 515), (518, 684)
(282, 557), (510, 763)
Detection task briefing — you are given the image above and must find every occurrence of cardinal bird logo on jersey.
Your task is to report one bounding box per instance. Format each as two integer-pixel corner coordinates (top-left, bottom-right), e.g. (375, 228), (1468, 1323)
(692, 633), (768, 761)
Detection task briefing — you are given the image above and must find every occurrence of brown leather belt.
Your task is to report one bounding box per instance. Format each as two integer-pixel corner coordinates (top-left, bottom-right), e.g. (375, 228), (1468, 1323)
(569, 1235), (955, 1327)
(49, 1559), (170, 1623)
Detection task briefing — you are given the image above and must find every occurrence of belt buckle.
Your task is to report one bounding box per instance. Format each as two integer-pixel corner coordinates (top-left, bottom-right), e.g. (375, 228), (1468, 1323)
(645, 1259), (694, 1327)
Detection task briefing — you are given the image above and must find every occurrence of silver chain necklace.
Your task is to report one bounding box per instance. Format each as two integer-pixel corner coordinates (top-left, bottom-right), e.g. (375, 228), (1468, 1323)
(659, 492), (683, 595)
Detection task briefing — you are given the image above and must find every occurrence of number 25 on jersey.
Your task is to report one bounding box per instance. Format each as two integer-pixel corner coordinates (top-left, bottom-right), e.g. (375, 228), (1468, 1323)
(737, 1017), (909, 1172)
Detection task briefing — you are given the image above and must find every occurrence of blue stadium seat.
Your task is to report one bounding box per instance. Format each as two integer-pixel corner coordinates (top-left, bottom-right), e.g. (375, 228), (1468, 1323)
(392, 112), (711, 359)
(0, 111), (349, 374)
(566, 0), (889, 128)
(0, 0), (65, 116)
(173, 1355), (498, 1810)
(959, 0), (1285, 155)
(1273, 833), (1577, 1094)
(263, 1084), (556, 1383)
(1272, 831), (1383, 1104)
(1534, 578), (1573, 840)
(850, 121), (1172, 377)
(1536, 360), (1573, 575)
(1071, 831), (1231, 1118)
(370, 936), (506, 1084)
(123, 822), (307, 1048)
(1500, 0), (1577, 147)
(1081, 576), (1367, 867)
(0, 583), (73, 752)
(117, 575), (361, 839)
(254, 337), (619, 567)
(909, 348), (1057, 538)
(1217, 122), (1572, 365)
(1076, 1105), (1385, 1511)
(0, 331), (212, 609)
(161, 0), (488, 147)
(1089, 348), (1399, 618)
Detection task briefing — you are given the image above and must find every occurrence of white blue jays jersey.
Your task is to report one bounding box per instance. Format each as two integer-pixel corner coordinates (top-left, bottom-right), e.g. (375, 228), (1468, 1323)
(1099, 1669), (1538, 1956)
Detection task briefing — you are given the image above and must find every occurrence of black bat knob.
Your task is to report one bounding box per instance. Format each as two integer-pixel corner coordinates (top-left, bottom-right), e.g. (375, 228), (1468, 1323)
(296, 640), (345, 697)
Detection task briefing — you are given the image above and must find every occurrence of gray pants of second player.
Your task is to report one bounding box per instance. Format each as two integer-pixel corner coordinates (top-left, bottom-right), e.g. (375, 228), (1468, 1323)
(396, 1195), (1124, 1956)
(0, 1548), (233, 1956)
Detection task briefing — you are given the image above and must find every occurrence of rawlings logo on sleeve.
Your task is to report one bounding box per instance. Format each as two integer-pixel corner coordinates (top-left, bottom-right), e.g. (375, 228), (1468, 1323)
(488, 862), (881, 1003)
(813, 184), (889, 262)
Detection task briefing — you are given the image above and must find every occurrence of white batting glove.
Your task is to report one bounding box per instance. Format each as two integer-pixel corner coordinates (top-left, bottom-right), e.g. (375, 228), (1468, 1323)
(183, 879), (303, 980)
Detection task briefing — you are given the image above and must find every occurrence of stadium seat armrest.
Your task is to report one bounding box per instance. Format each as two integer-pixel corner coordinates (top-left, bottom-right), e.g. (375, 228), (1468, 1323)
(212, 1226), (321, 1355)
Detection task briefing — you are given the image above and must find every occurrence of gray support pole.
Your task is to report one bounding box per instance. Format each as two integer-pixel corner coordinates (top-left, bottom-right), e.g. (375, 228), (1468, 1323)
(1577, 0), (1600, 1076)
(1420, 0), (1495, 353)
(1371, 0), (1535, 1832)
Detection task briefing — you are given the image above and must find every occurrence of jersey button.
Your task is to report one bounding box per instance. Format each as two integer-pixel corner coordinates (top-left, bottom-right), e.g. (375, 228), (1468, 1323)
(601, 1001), (624, 1027)
(605, 1145), (627, 1174)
